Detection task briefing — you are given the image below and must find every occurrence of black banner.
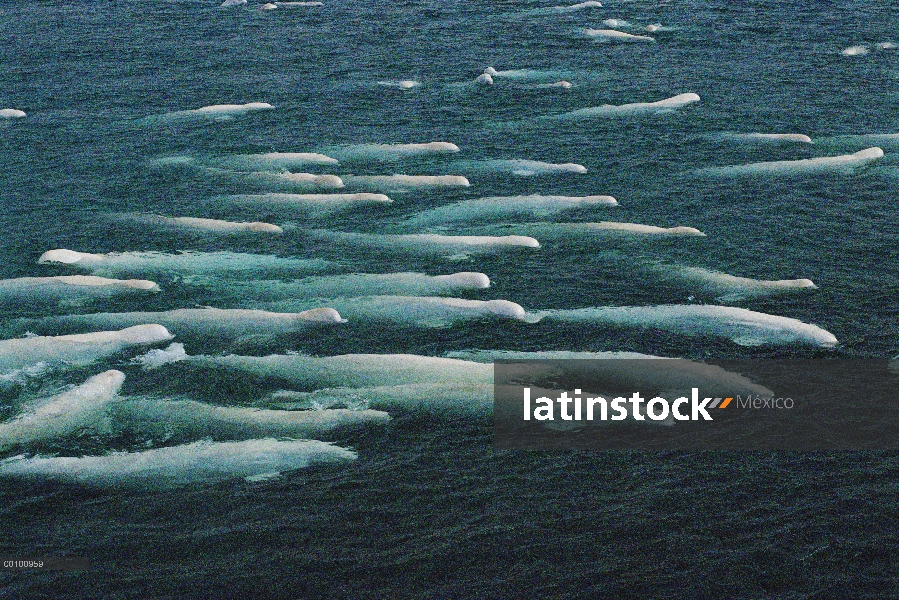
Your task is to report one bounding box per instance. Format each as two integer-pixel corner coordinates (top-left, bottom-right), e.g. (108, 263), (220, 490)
(494, 359), (899, 450)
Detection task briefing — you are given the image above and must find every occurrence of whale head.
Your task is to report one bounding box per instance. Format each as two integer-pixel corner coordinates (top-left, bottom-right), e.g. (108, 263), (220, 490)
(552, 81), (573, 89)
(484, 300), (527, 320)
(484, 67), (498, 76)
(582, 195), (618, 206)
(505, 235), (541, 248)
(424, 142), (460, 153)
(779, 278), (818, 290)
(435, 272), (491, 289)
(314, 174), (345, 187)
(87, 370), (127, 393)
(116, 324), (175, 345)
(245, 222), (284, 233)
(444, 175), (470, 187)
(853, 147), (884, 160)
(558, 163), (588, 173)
(38, 249), (99, 265)
(298, 307), (345, 323)
(666, 226), (706, 237)
(475, 73), (494, 85)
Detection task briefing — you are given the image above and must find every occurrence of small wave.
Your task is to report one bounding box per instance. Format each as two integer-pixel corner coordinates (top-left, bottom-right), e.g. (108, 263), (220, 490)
(130, 343), (188, 370)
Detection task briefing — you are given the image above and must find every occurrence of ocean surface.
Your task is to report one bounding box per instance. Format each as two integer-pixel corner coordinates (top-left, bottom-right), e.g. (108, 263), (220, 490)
(0, 0), (897, 597)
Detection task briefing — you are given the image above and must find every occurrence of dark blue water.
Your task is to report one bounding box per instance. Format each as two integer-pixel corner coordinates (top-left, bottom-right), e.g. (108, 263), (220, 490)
(0, 1), (897, 597)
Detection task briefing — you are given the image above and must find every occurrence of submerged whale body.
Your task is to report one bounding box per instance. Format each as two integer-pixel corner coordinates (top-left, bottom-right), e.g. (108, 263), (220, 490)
(114, 399), (390, 443)
(515, 1), (602, 17)
(224, 193), (392, 214)
(266, 383), (494, 416)
(257, 172), (345, 188)
(38, 249), (332, 278)
(551, 93), (700, 119)
(0, 275), (159, 307)
(259, 296), (527, 327)
(458, 159), (588, 176)
(476, 222), (705, 242)
(345, 174), (470, 188)
(325, 142), (459, 161)
(12, 308), (343, 342)
(585, 29), (655, 42)
(405, 195), (617, 227)
(0, 109), (26, 119)
(188, 353), (494, 390)
(303, 229), (540, 258)
(217, 152), (339, 170)
(700, 147), (884, 176)
(533, 305), (838, 347)
(446, 350), (775, 397)
(148, 156), (346, 189)
(227, 272), (490, 301)
(142, 102), (272, 123)
(0, 438), (357, 488)
(119, 214), (283, 234)
(376, 80), (420, 90)
(664, 266), (818, 302)
(0, 325), (173, 376)
(0, 370), (126, 450)
(721, 132), (813, 144)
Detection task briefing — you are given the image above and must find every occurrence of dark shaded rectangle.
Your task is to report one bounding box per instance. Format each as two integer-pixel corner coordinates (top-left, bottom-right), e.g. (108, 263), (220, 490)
(1, 557), (90, 571)
(494, 359), (899, 450)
